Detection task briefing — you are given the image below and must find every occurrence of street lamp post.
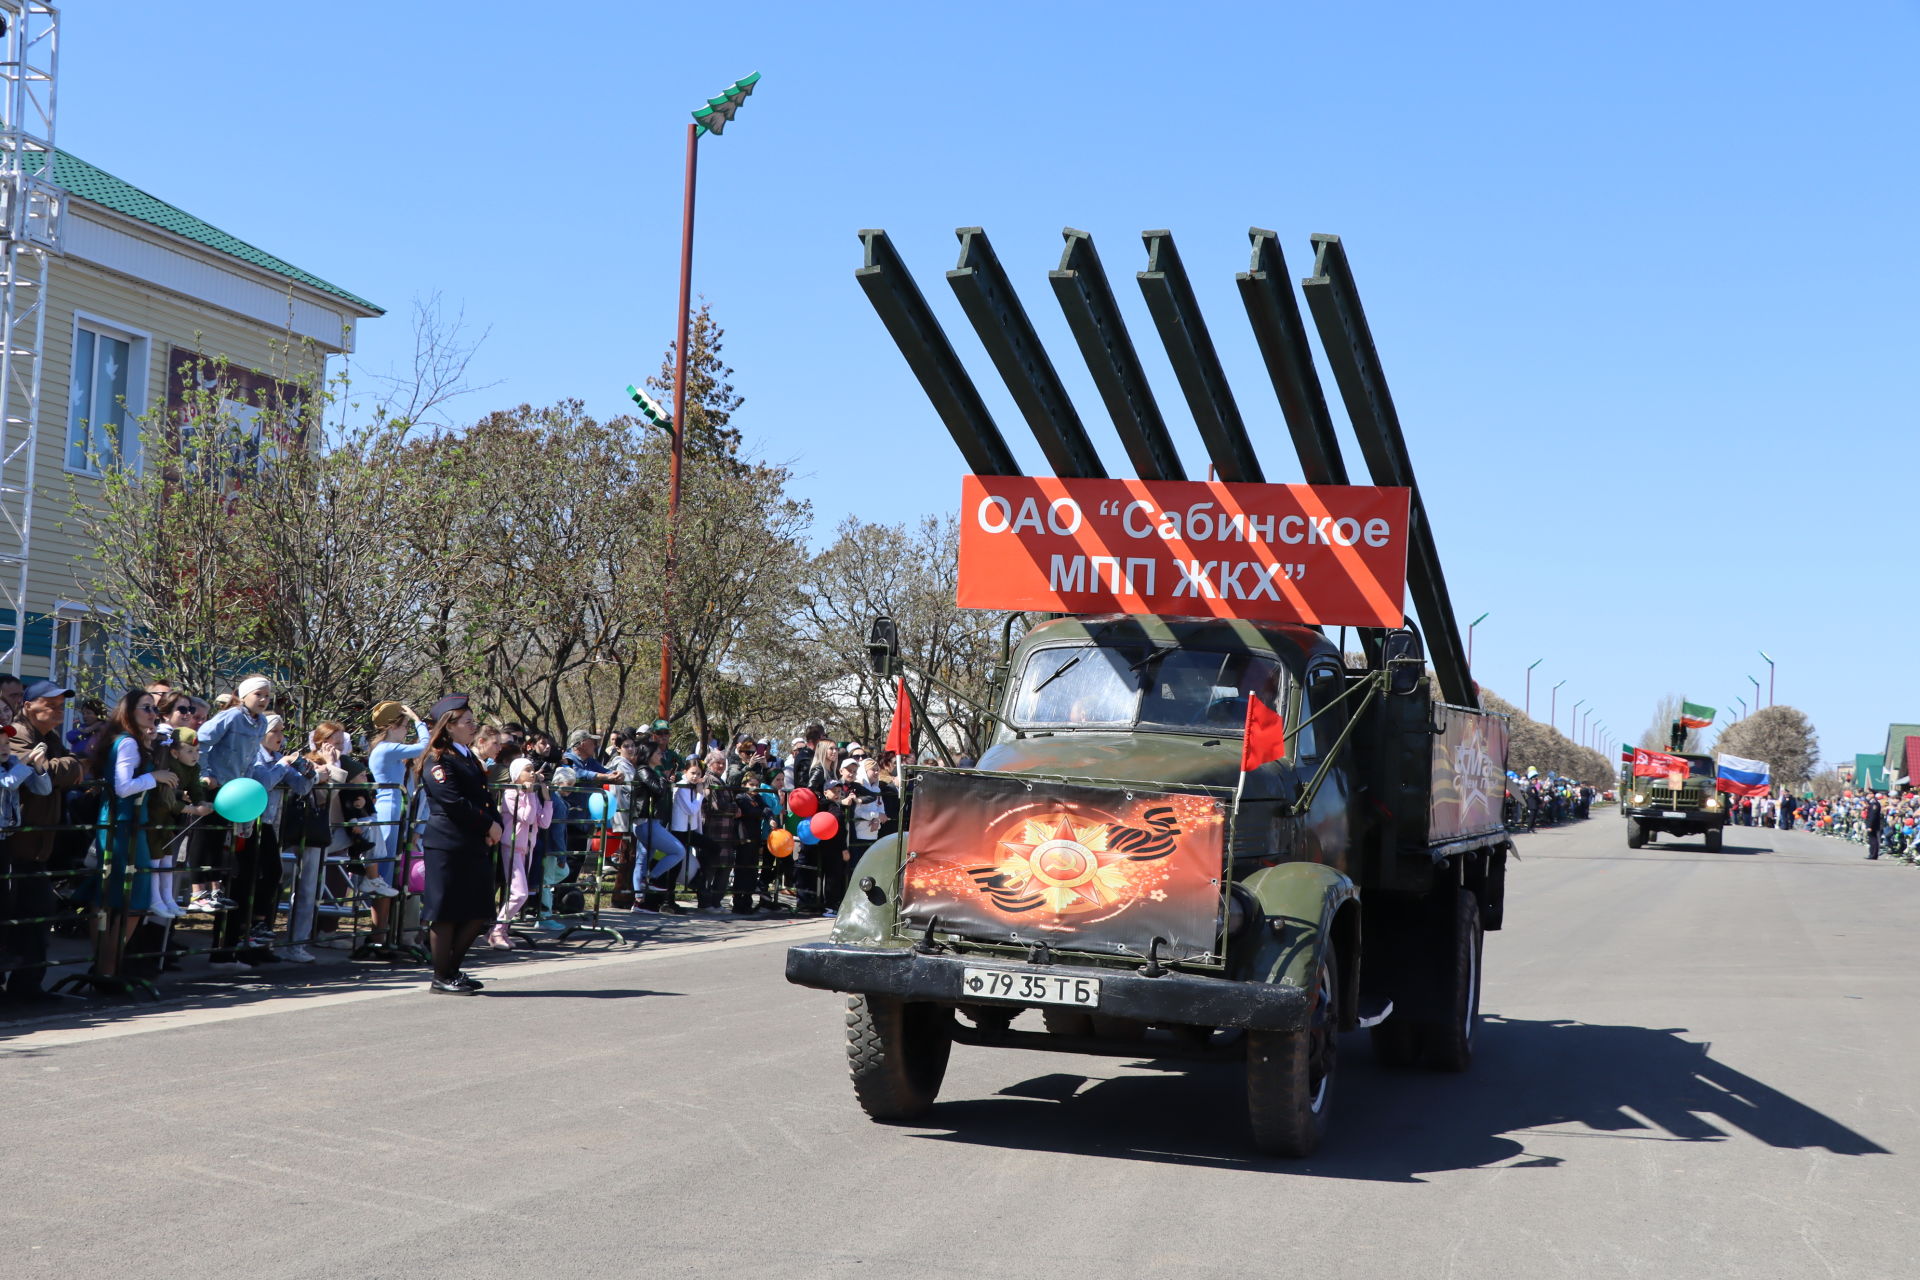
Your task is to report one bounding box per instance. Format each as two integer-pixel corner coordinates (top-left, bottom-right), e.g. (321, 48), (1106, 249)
(1759, 650), (1774, 707)
(1525, 658), (1543, 718)
(1735, 696), (1747, 719)
(1467, 611), (1489, 670)
(1580, 706), (1591, 744)
(650, 72), (761, 722)
(1572, 698), (1586, 740)
(1748, 673), (1761, 714)
(1551, 680), (1567, 735)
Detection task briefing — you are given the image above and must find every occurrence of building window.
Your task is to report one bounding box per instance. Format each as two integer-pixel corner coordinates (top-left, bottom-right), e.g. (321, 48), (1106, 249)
(66, 319), (148, 473)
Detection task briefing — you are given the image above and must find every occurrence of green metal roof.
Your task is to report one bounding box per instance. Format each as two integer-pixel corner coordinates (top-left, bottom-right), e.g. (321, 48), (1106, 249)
(29, 148), (382, 314)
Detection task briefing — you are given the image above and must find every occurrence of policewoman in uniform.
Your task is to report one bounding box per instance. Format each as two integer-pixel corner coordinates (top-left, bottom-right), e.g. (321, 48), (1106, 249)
(413, 694), (502, 994)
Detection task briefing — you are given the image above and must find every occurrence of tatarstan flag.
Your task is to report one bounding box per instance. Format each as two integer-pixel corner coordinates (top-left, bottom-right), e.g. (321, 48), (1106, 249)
(1620, 743), (1634, 764)
(1680, 701), (1715, 729)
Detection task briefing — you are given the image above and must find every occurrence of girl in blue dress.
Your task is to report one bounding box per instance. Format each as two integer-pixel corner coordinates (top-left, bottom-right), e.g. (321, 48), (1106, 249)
(87, 690), (174, 986)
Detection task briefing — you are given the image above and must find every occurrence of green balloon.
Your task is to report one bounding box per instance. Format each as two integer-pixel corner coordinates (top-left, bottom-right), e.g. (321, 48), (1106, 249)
(213, 777), (268, 824)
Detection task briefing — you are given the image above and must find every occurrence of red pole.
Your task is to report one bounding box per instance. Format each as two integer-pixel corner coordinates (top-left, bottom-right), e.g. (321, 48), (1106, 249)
(659, 122), (699, 722)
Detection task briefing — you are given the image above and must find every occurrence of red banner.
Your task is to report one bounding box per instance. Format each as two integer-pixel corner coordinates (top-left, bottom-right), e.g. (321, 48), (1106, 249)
(956, 475), (1410, 628)
(1631, 748), (1691, 778)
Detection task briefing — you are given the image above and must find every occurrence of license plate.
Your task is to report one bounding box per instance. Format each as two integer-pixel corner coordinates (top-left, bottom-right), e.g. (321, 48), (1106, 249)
(1661, 810), (1686, 819)
(962, 967), (1100, 1008)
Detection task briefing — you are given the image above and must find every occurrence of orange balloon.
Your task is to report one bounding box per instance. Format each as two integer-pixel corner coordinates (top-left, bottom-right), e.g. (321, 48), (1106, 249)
(768, 829), (796, 858)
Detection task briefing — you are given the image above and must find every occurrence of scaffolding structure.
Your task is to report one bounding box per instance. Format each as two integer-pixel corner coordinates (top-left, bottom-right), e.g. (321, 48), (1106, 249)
(0, 1), (58, 674)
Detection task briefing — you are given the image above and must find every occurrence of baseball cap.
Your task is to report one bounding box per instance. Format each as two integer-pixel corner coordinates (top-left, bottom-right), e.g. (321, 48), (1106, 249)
(567, 728), (597, 748)
(23, 679), (73, 701)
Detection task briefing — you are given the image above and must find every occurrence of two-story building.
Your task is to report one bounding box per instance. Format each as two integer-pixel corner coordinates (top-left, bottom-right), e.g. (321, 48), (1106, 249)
(1, 148), (381, 689)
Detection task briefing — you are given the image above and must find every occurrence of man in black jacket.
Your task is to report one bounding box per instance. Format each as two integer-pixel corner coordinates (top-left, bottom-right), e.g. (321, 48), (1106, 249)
(1865, 795), (1885, 860)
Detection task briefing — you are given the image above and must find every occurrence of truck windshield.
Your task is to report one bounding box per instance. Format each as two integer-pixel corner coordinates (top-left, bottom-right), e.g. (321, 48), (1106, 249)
(1680, 756), (1715, 779)
(1011, 645), (1285, 734)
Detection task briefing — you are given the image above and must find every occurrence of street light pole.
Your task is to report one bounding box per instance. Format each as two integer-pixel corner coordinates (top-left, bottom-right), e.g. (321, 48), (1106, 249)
(1759, 650), (1775, 707)
(1551, 680), (1567, 735)
(1525, 658), (1543, 718)
(1572, 698), (1586, 740)
(1748, 673), (1761, 713)
(1736, 696), (1747, 719)
(1467, 611), (1489, 670)
(653, 72), (761, 722)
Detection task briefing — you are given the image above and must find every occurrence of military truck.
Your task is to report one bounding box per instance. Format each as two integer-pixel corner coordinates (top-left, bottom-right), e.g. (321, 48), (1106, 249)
(1621, 752), (1727, 851)
(786, 226), (1513, 1156)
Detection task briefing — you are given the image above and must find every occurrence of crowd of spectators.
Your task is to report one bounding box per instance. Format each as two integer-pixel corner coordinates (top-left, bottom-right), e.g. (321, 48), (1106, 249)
(0, 673), (911, 1008)
(1797, 792), (1920, 860)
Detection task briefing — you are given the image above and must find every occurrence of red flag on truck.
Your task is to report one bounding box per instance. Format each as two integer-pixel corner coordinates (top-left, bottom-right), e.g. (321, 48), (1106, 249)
(1241, 692), (1288, 773)
(1630, 747), (1690, 778)
(884, 677), (913, 758)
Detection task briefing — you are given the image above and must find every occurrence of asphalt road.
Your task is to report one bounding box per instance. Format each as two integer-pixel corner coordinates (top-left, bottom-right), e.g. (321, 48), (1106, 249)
(4, 817), (1915, 1279)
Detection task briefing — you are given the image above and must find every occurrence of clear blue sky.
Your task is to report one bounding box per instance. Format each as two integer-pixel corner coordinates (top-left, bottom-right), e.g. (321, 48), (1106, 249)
(66, 0), (1919, 769)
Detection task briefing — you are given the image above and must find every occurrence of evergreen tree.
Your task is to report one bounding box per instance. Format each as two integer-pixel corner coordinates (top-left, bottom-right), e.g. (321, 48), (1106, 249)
(646, 301), (744, 462)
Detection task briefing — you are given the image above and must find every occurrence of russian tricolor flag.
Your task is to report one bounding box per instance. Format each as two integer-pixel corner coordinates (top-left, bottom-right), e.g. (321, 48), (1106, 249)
(1717, 753), (1771, 797)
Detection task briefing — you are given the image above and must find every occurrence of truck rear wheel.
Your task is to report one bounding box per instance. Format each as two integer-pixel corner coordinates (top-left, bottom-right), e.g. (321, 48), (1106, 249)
(1422, 888), (1483, 1073)
(1626, 819), (1646, 849)
(846, 995), (952, 1122)
(1247, 942), (1337, 1157)
(1704, 828), (1723, 852)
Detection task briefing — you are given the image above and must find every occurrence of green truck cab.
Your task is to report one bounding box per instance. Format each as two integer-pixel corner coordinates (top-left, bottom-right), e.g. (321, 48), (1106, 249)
(786, 614), (1512, 1156)
(1622, 754), (1727, 850)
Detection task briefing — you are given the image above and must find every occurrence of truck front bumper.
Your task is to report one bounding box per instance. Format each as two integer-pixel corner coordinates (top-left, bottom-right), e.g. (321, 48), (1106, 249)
(1624, 807), (1726, 830)
(785, 941), (1309, 1032)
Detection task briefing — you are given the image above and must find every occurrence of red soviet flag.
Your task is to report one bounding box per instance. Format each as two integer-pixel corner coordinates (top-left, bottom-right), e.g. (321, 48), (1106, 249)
(1241, 691), (1288, 773)
(885, 677), (913, 758)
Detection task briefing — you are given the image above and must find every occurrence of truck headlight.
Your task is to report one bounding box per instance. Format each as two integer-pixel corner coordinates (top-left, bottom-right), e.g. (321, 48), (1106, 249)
(1632, 792), (1647, 806)
(1705, 796), (1720, 811)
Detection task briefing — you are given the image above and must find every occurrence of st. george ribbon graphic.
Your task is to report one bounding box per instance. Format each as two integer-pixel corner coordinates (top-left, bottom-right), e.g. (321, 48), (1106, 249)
(899, 771), (1227, 959)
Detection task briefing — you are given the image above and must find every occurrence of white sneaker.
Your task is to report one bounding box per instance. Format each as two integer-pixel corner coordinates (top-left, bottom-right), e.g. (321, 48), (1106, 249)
(280, 945), (317, 964)
(207, 959), (254, 974)
(187, 894), (216, 914)
(355, 874), (400, 899)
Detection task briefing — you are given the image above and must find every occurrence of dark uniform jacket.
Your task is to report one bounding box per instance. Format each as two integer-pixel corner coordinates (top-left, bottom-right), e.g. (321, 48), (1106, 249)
(419, 745), (501, 851)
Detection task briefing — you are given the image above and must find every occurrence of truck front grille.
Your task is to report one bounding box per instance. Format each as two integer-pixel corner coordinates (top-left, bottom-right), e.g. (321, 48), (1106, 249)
(1648, 786), (1701, 810)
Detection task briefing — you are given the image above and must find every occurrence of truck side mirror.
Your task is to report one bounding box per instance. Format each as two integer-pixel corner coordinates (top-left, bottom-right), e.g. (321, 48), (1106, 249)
(866, 615), (899, 677)
(1382, 628), (1424, 696)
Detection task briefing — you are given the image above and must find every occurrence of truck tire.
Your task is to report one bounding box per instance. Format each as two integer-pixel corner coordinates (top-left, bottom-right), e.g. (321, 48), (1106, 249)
(846, 995), (952, 1122)
(1626, 819), (1646, 849)
(1704, 828), (1722, 852)
(1422, 889), (1483, 1073)
(1247, 941), (1337, 1157)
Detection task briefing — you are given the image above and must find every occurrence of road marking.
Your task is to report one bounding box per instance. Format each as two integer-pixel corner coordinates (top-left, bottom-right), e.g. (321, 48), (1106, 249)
(0, 919), (832, 1054)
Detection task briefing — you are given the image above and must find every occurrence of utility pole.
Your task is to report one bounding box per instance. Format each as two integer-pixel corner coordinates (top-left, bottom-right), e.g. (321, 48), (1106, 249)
(1525, 658), (1542, 718)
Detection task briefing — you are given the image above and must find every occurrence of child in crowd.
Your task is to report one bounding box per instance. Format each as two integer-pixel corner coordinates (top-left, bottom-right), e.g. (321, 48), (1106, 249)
(490, 757), (552, 949)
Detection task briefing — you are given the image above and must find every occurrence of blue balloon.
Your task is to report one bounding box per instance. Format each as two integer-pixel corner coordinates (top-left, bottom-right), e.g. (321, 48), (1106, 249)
(587, 791), (608, 821)
(213, 777), (268, 824)
(795, 819), (819, 845)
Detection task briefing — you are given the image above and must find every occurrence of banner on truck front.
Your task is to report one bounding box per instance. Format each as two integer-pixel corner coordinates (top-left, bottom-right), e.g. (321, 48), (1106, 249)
(956, 475), (1411, 628)
(1631, 747), (1692, 778)
(898, 770), (1227, 960)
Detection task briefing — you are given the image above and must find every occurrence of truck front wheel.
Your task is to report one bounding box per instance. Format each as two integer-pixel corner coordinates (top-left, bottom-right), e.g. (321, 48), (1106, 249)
(846, 995), (952, 1122)
(1704, 828), (1723, 852)
(1626, 819), (1646, 849)
(1247, 942), (1338, 1157)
